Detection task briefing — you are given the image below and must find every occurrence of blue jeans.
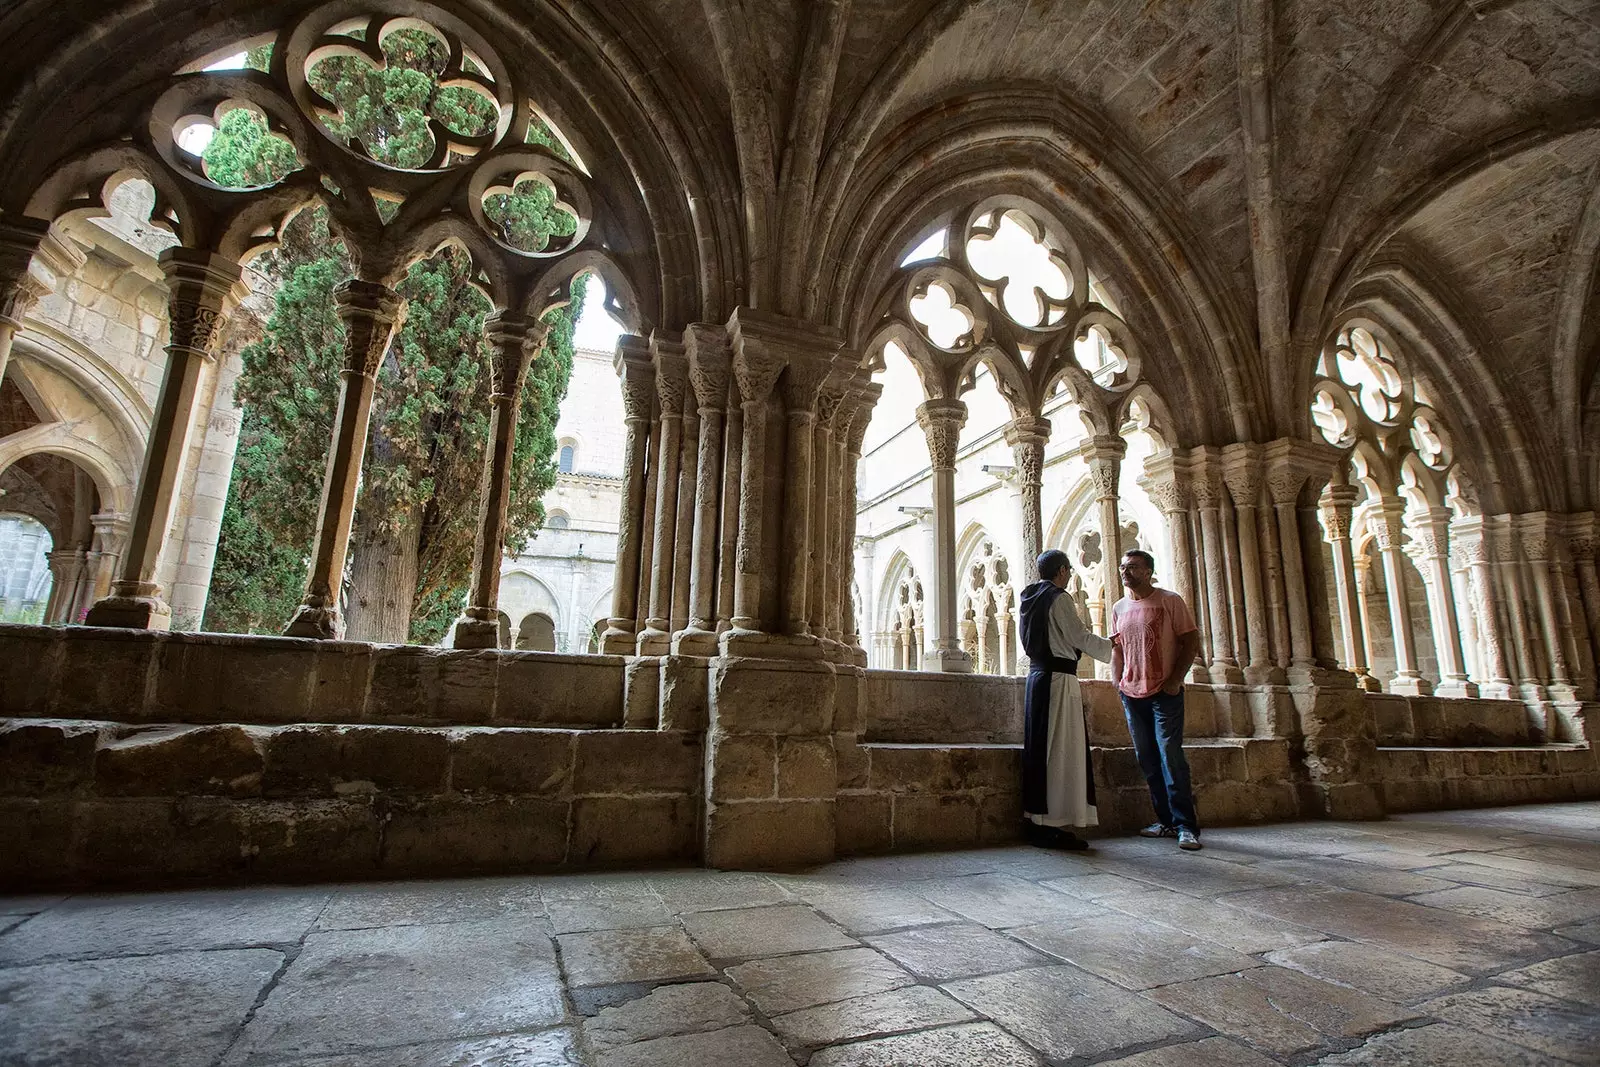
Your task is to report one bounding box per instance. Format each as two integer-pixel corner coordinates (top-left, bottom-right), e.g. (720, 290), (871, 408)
(1120, 689), (1199, 832)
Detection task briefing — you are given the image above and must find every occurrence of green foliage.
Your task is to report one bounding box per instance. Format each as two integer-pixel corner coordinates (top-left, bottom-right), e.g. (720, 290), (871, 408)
(200, 108), (299, 189)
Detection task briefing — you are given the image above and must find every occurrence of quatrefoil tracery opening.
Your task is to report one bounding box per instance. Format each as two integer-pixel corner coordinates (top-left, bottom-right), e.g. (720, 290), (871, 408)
(964, 210), (1072, 330)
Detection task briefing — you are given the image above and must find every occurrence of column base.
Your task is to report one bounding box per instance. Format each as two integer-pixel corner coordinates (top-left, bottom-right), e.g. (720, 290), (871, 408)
(672, 627), (719, 657)
(84, 588), (171, 631)
(1433, 679), (1480, 699)
(1207, 662), (1245, 685)
(1387, 674), (1433, 697)
(1475, 680), (1515, 700)
(718, 628), (826, 660)
(1353, 670), (1383, 693)
(921, 647), (974, 673)
(600, 622), (638, 655)
(1287, 664), (1358, 689)
(450, 617), (502, 650)
(284, 604), (342, 640)
(636, 626), (671, 656)
(1244, 663), (1288, 686)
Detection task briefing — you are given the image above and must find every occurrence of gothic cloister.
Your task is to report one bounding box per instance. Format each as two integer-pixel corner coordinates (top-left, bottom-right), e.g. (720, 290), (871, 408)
(0, 0), (1598, 1063)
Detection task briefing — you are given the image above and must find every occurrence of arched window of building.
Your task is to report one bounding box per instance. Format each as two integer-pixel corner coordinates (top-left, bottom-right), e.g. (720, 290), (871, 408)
(546, 510), (570, 530)
(558, 441), (577, 473)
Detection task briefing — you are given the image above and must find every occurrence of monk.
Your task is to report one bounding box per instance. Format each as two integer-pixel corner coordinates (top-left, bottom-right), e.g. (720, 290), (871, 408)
(1017, 548), (1113, 850)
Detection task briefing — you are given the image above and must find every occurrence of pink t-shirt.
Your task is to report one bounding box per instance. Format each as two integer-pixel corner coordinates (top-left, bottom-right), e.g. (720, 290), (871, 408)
(1110, 588), (1198, 698)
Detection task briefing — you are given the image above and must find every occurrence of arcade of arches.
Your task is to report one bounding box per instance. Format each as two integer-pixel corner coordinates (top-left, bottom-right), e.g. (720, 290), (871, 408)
(1, 0), (1598, 888)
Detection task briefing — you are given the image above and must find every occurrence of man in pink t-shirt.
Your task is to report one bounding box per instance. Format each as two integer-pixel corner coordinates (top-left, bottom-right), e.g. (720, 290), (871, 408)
(1110, 550), (1203, 850)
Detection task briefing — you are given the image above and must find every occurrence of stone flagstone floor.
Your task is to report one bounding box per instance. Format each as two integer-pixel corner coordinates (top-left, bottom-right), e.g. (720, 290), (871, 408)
(2, 803), (1598, 1066)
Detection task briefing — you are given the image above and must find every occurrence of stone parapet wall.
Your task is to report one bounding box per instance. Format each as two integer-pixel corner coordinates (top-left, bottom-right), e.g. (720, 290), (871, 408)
(1379, 742), (1600, 813)
(1, 717), (701, 886)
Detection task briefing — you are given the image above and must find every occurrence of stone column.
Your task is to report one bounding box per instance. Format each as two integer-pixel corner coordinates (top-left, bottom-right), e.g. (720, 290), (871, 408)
(43, 550), (82, 624)
(840, 386), (879, 662)
(714, 379), (743, 634)
(823, 396), (852, 645)
(807, 381), (846, 649)
(637, 337), (688, 654)
(1082, 436), (1126, 633)
(0, 216), (52, 387)
(70, 547), (100, 623)
(917, 398), (973, 672)
(452, 312), (545, 649)
(1138, 449), (1203, 680)
(281, 279), (404, 639)
(1191, 448), (1241, 682)
(1410, 506), (1476, 697)
(86, 512), (127, 604)
(778, 357), (831, 639)
(1222, 444), (1281, 683)
(670, 393), (699, 638)
(88, 248), (243, 630)
(1004, 416), (1050, 565)
(1570, 514), (1600, 677)
(1352, 554), (1382, 691)
(676, 325), (729, 656)
(1368, 499), (1430, 695)
(1264, 450), (1322, 675)
(1320, 485), (1376, 689)
(1491, 516), (1547, 704)
(602, 338), (654, 653)
(726, 314), (789, 634)
(1517, 513), (1578, 703)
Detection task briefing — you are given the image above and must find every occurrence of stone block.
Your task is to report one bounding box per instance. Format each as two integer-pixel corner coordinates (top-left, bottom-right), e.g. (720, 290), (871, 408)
(708, 732), (775, 801)
(450, 729), (573, 795)
(1201, 743), (1248, 785)
(307, 642), (372, 722)
(714, 659), (836, 734)
(262, 725), (451, 797)
(833, 666), (864, 734)
(868, 745), (1018, 794)
(367, 646), (443, 722)
(622, 657), (661, 728)
(569, 795), (698, 865)
(863, 669), (1021, 744)
(0, 719), (102, 794)
(978, 790), (1024, 843)
(153, 635), (315, 724)
(498, 653), (626, 727)
(705, 799), (834, 868)
(1084, 686), (1129, 745)
(572, 730), (701, 795)
(0, 798), (77, 883)
(55, 628), (159, 720)
(835, 733), (869, 789)
(1370, 694), (1414, 744)
(95, 724), (264, 797)
(1243, 738), (1292, 781)
(1095, 746), (1144, 790)
(659, 656), (709, 731)
(1320, 781), (1386, 820)
(0, 625), (61, 716)
(1379, 747), (1428, 781)
(1182, 690), (1220, 737)
(894, 794), (979, 851)
(78, 797), (250, 881)
(234, 798), (382, 880)
(778, 736), (836, 798)
(382, 797), (569, 872)
(434, 651), (498, 724)
(835, 793), (892, 854)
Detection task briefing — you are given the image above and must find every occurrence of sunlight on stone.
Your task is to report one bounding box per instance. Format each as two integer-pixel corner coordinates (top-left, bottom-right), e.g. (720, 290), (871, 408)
(203, 52), (248, 71)
(571, 274), (624, 352)
(909, 281), (973, 349)
(965, 211), (1069, 328)
(901, 228), (947, 266)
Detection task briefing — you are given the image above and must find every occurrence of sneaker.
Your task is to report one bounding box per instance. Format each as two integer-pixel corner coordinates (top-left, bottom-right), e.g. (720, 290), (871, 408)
(1138, 823), (1177, 838)
(1177, 829), (1202, 851)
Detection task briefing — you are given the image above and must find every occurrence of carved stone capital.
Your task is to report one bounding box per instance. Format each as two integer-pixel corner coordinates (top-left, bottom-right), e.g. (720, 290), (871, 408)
(162, 248), (246, 360)
(1189, 448), (1225, 510)
(1263, 437), (1343, 505)
(0, 215), (52, 329)
(615, 335), (656, 422)
(727, 306), (842, 409)
(1514, 513), (1555, 563)
(916, 398), (967, 470)
(1220, 443), (1265, 506)
(1568, 512), (1597, 561)
(1368, 500), (1408, 553)
(845, 382), (881, 457)
(0, 273), (48, 330)
(684, 323), (731, 414)
(650, 332), (690, 417)
(1080, 434), (1125, 501)
(333, 278), (404, 377)
(1450, 527), (1487, 568)
(1138, 449), (1192, 514)
(483, 311), (546, 399)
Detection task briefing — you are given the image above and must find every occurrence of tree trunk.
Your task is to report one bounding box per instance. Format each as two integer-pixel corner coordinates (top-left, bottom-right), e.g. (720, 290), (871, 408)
(345, 504), (419, 643)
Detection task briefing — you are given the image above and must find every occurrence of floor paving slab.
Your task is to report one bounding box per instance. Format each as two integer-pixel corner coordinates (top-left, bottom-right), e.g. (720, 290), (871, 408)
(912, 872), (1109, 928)
(0, 948), (280, 1067)
(1407, 861), (1580, 895)
(1417, 984), (1600, 1063)
(582, 981), (750, 1050)
(556, 925), (713, 987)
(649, 872), (793, 913)
(681, 904), (857, 959)
(1264, 940), (1472, 1003)
(0, 895), (66, 915)
(863, 922), (1051, 980)
(1010, 911), (1261, 990)
(0, 887), (331, 963)
(546, 897), (674, 935)
(1440, 851), (1600, 888)
(1494, 949), (1600, 1007)
(592, 1024), (794, 1067)
(1091, 884), (1327, 954)
(1312, 1022), (1555, 1066)
(314, 877), (543, 931)
(806, 1021), (1043, 1066)
(224, 918), (563, 1065)
(1327, 848), (1448, 870)
(1257, 857), (1463, 896)
(1493, 844), (1600, 873)
(1554, 918), (1600, 945)
(1083, 852), (1302, 897)
(1144, 965), (1418, 1056)
(1037, 872), (1160, 901)
(1407, 885), (1600, 929)
(777, 882), (958, 934)
(942, 964), (1200, 1060)
(769, 984), (976, 1046)
(263, 1028), (581, 1066)
(1096, 1035), (1283, 1066)
(725, 946), (915, 1014)
(1224, 884), (1580, 974)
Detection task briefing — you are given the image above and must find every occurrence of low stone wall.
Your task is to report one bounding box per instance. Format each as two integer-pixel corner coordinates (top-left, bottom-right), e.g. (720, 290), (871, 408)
(1, 717), (701, 886)
(1370, 693), (1536, 746)
(1378, 742), (1600, 812)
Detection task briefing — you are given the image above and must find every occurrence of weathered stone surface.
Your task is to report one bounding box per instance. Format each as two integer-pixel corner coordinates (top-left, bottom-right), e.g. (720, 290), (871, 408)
(1265, 940), (1470, 1003)
(365, 646), (442, 722)
(712, 658), (835, 734)
(861, 670), (1021, 744)
(867, 744), (1018, 793)
(892, 793), (979, 849)
(225, 919), (564, 1064)
(156, 637), (315, 724)
(569, 795), (697, 865)
(0, 887), (329, 963)
(315, 876), (543, 931)
(0, 949), (280, 1067)
(865, 922), (1051, 980)
(1146, 966), (1417, 1056)
(496, 654), (627, 727)
(726, 946), (914, 1014)
(433, 651), (498, 724)
(650, 872), (792, 913)
(658, 656), (710, 732)
(915, 873), (1109, 929)
(557, 925), (714, 986)
(1097, 1036), (1281, 1067)
(1494, 949), (1600, 1006)
(548, 896), (673, 934)
(777, 735), (836, 797)
(583, 981), (749, 1050)
(704, 798), (834, 868)
(1257, 856), (1458, 897)
(263, 725), (450, 796)
(785, 881), (955, 934)
(572, 730), (701, 794)
(835, 792), (892, 854)
(94, 724), (263, 797)
(943, 964), (1200, 1060)
(682, 904), (856, 959)
(261, 1028), (581, 1066)
(449, 729), (572, 794)
(1091, 885), (1326, 954)
(0, 719), (101, 794)
(1416, 984), (1600, 1062)
(808, 1022), (1042, 1067)
(593, 1024), (793, 1067)
(1314, 1023), (1555, 1066)
(1407, 885), (1600, 928)
(706, 732), (775, 801)
(769, 984), (975, 1046)
(0, 626), (61, 717)
(54, 628), (158, 720)
(1011, 911), (1260, 990)
(381, 796), (569, 871)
